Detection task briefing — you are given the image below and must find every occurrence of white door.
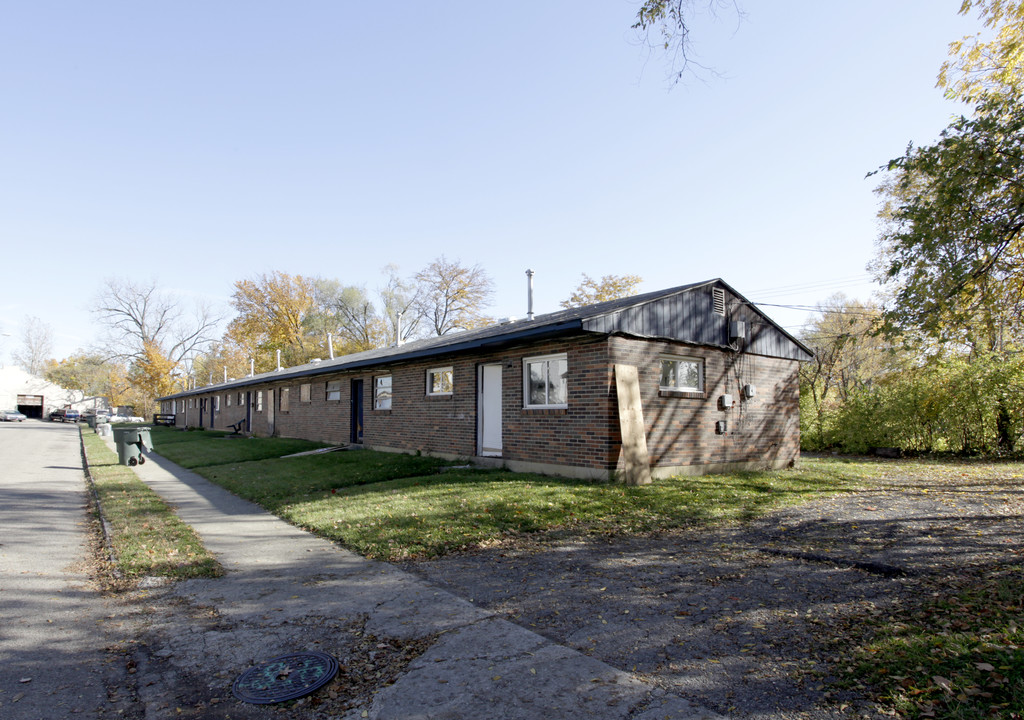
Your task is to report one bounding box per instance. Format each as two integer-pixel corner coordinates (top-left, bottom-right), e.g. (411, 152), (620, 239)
(478, 364), (502, 457)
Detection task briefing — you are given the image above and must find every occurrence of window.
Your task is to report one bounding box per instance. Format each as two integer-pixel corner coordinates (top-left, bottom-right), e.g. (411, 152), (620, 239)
(280, 387), (290, 412)
(659, 356), (704, 393)
(300, 383), (311, 403)
(256, 391), (263, 412)
(237, 392), (243, 406)
(374, 375), (392, 410)
(214, 396), (220, 412)
(524, 354), (567, 408)
(426, 367), (453, 396)
(226, 393), (232, 407)
(326, 381), (342, 401)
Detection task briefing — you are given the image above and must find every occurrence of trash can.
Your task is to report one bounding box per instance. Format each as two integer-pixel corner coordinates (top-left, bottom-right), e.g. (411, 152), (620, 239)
(86, 415), (97, 429)
(113, 427), (146, 466)
(97, 423), (112, 438)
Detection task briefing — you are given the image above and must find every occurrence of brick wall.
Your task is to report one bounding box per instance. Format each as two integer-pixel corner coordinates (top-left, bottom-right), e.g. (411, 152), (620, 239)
(163, 331), (800, 477)
(608, 336), (800, 473)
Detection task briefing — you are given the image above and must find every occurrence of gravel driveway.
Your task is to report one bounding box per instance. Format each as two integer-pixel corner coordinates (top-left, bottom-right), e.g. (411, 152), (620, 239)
(399, 460), (1024, 720)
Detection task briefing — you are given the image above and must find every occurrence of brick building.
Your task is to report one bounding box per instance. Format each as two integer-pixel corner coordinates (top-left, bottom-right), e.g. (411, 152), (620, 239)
(158, 279), (812, 482)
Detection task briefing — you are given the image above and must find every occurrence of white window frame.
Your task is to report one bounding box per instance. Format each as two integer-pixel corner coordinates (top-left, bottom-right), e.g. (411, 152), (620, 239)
(426, 367), (454, 396)
(374, 375), (392, 410)
(214, 396), (220, 412)
(523, 353), (568, 409)
(326, 380), (342, 402)
(256, 391), (264, 412)
(226, 393), (232, 407)
(659, 355), (704, 393)
(280, 387), (290, 412)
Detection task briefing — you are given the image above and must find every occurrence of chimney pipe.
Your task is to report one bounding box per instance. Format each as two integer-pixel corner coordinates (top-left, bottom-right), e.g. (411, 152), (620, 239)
(396, 312), (404, 346)
(249, 358), (254, 377)
(526, 269), (535, 321)
(328, 333), (334, 360)
(276, 349), (282, 371)
(224, 366), (227, 383)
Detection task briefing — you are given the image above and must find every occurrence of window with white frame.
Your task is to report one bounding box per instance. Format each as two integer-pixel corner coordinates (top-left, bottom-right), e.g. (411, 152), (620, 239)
(426, 367), (453, 396)
(226, 393), (232, 407)
(374, 375), (392, 410)
(214, 396), (220, 412)
(659, 355), (704, 393)
(523, 354), (568, 408)
(256, 391), (264, 412)
(280, 387), (290, 412)
(326, 381), (342, 401)
(300, 383), (311, 403)
(237, 392), (244, 406)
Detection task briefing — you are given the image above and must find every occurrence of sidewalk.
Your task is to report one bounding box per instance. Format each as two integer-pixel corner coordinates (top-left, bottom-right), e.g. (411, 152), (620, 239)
(117, 440), (725, 719)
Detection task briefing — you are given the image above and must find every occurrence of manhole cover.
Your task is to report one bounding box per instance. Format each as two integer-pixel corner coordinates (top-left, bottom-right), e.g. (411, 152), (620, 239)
(232, 651), (339, 704)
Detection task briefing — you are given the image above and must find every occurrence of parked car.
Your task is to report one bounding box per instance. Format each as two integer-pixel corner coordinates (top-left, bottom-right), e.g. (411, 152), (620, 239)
(0, 410), (27, 422)
(49, 408), (81, 423)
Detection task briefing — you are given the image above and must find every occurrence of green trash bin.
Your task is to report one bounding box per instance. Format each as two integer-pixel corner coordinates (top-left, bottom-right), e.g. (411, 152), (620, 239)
(86, 415), (97, 429)
(113, 427), (146, 466)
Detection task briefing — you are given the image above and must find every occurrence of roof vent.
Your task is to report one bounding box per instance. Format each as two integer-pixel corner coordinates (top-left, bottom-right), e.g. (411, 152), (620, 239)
(499, 316), (518, 324)
(310, 358), (322, 364)
(712, 288), (726, 316)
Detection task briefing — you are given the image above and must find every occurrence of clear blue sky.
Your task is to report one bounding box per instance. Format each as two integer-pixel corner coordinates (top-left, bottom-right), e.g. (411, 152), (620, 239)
(0, 1), (981, 363)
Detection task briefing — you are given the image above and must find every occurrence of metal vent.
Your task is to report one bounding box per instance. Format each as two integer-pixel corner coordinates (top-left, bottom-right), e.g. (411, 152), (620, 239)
(712, 288), (726, 316)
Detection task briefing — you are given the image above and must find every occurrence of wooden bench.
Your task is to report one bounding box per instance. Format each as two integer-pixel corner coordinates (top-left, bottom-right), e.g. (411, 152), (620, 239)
(152, 413), (176, 426)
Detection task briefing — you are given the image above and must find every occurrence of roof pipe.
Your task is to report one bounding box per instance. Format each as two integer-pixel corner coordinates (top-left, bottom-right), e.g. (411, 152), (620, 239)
(526, 269), (535, 321)
(328, 333), (335, 360)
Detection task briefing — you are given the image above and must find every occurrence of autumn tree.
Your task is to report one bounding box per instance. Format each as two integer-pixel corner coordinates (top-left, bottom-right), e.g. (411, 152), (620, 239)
(226, 271), (315, 371)
(11, 315), (54, 376)
(414, 256), (494, 336)
(128, 341), (178, 414)
(939, 0), (1024, 101)
(560, 273), (643, 309)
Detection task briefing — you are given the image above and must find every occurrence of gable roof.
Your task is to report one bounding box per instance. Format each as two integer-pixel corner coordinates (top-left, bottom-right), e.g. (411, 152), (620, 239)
(160, 279), (811, 400)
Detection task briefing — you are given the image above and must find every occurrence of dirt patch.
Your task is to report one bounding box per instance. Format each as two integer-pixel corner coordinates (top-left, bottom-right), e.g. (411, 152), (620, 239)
(398, 462), (1024, 719)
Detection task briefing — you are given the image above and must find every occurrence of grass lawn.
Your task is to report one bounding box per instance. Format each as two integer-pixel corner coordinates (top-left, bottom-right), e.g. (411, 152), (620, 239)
(81, 429), (221, 582)
(148, 426), (866, 560)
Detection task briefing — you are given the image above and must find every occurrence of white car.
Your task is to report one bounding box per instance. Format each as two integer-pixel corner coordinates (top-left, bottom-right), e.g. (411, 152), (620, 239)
(0, 410), (27, 422)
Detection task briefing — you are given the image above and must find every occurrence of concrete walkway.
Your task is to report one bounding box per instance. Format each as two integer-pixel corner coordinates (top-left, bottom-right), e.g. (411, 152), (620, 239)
(120, 439), (724, 720)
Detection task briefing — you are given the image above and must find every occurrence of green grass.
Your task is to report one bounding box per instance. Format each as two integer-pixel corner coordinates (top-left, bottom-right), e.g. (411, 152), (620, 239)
(850, 569), (1024, 720)
(81, 429), (222, 581)
(145, 426), (862, 560)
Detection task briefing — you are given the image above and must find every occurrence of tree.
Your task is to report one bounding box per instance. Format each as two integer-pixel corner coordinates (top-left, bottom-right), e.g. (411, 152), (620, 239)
(226, 271), (315, 370)
(871, 93), (1024, 350)
(11, 315), (53, 376)
(797, 296), (892, 449)
(414, 256), (494, 336)
(633, 1), (743, 83)
(560, 273), (643, 309)
(939, 0), (1024, 101)
(308, 278), (391, 354)
(94, 278), (220, 369)
(128, 341), (178, 413)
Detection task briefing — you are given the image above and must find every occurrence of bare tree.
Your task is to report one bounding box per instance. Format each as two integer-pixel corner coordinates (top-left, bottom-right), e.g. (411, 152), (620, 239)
(94, 278), (221, 369)
(11, 315), (54, 376)
(414, 256), (494, 336)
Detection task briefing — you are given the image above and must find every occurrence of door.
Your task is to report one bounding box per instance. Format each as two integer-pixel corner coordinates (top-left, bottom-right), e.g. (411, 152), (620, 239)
(245, 392), (252, 433)
(267, 389), (275, 436)
(199, 398), (206, 428)
(478, 364), (502, 457)
(350, 379), (364, 444)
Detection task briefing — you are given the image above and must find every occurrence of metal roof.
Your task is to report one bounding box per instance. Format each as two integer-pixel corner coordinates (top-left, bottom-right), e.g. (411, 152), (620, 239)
(160, 279), (811, 400)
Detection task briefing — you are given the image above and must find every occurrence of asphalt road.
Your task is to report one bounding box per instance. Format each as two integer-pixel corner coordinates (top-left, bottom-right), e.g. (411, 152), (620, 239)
(0, 420), (113, 719)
